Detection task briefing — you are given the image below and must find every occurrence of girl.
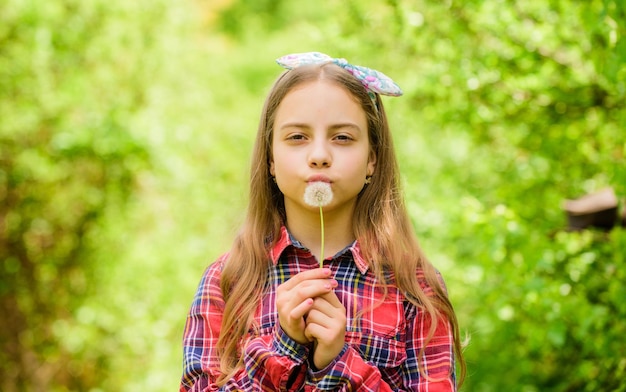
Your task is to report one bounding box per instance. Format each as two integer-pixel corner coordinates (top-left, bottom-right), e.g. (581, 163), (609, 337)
(180, 52), (466, 391)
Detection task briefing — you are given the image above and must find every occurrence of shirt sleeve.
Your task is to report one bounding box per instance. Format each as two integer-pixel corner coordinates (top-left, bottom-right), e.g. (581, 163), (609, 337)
(306, 344), (396, 391)
(305, 319), (455, 392)
(179, 260), (309, 391)
(304, 274), (457, 391)
(402, 306), (457, 391)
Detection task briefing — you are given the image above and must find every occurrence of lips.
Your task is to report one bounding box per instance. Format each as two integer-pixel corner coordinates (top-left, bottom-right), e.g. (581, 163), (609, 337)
(307, 174), (331, 183)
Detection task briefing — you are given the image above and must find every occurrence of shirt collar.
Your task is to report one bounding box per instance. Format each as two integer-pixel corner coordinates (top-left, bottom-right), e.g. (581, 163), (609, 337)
(269, 225), (370, 274)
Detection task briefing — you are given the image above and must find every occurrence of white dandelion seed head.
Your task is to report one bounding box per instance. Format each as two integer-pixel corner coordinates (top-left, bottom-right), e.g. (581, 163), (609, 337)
(304, 181), (333, 207)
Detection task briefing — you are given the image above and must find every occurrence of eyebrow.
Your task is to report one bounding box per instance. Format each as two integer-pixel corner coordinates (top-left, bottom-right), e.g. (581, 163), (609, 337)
(277, 122), (363, 133)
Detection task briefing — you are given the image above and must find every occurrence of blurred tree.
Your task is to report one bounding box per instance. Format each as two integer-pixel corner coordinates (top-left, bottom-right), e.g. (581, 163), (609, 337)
(0, 0), (160, 389)
(216, 0), (287, 37)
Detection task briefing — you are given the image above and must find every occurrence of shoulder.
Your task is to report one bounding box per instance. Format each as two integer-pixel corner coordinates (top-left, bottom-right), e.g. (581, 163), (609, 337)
(187, 255), (232, 328)
(415, 267), (449, 297)
(201, 253), (228, 278)
(193, 253), (229, 300)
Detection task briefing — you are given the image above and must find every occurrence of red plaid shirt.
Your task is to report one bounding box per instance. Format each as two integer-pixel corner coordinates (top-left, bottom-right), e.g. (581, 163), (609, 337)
(181, 226), (456, 391)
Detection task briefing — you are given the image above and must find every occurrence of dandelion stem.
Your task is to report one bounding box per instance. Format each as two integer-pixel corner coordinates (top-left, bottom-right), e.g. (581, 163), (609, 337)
(319, 205), (324, 268)
(303, 181), (332, 268)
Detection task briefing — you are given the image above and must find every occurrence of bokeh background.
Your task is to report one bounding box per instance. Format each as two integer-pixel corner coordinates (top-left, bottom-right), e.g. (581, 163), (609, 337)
(1, 0), (625, 391)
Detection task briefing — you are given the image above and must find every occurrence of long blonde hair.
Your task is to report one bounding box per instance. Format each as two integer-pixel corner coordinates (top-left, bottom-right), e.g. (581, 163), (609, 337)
(217, 63), (465, 386)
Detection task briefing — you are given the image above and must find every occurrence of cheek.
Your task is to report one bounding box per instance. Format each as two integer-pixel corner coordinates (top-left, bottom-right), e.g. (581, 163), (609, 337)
(270, 151), (293, 177)
(269, 143), (283, 176)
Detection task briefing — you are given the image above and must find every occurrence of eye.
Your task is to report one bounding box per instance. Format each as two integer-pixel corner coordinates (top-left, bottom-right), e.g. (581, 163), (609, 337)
(285, 133), (307, 142)
(334, 133), (355, 142)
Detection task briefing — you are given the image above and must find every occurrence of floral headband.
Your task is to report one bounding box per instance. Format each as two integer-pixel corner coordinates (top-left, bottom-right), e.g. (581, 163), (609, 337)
(275, 52), (403, 99)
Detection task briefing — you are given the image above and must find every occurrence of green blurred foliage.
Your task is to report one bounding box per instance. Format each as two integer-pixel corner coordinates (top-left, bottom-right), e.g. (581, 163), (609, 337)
(1, 0), (163, 390)
(1, 0), (624, 391)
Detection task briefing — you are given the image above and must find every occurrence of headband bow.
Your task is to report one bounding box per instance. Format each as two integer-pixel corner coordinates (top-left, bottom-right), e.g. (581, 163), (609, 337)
(276, 52), (403, 97)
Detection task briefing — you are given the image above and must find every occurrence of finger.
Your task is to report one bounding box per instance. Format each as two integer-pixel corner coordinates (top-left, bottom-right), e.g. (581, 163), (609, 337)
(304, 321), (324, 341)
(305, 320), (346, 370)
(289, 298), (314, 321)
(279, 268), (333, 290)
(304, 328), (314, 342)
(307, 304), (345, 326)
(306, 300), (346, 331)
(279, 279), (338, 308)
(305, 308), (329, 329)
(315, 290), (344, 309)
(305, 315), (345, 342)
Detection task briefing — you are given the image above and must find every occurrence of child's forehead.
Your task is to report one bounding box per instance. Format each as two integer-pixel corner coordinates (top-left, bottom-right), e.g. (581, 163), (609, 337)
(286, 79), (350, 95)
(276, 82), (365, 120)
(280, 80), (362, 108)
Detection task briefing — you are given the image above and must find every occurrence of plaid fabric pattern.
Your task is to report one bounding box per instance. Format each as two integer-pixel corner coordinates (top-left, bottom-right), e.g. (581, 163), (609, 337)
(181, 226), (456, 391)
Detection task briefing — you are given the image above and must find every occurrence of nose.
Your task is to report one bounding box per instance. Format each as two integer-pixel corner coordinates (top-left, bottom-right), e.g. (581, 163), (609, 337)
(308, 139), (331, 168)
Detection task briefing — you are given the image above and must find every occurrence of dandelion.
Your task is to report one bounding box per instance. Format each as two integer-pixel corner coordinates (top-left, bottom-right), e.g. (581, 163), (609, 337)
(303, 182), (333, 267)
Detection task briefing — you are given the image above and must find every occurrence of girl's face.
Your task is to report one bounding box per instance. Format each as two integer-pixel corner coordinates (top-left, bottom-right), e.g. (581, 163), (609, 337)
(270, 80), (376, 221)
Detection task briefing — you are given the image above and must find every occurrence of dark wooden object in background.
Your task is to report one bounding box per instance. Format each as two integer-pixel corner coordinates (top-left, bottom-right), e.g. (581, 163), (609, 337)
(563, 188), (620, 231)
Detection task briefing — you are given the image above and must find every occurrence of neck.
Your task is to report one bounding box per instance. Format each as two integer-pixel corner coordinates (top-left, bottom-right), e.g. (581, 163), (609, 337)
(285, 206), (355, 262)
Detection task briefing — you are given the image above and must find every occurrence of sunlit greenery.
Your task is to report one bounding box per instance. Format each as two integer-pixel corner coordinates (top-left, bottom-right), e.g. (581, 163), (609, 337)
(1, 0), (624, 391)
